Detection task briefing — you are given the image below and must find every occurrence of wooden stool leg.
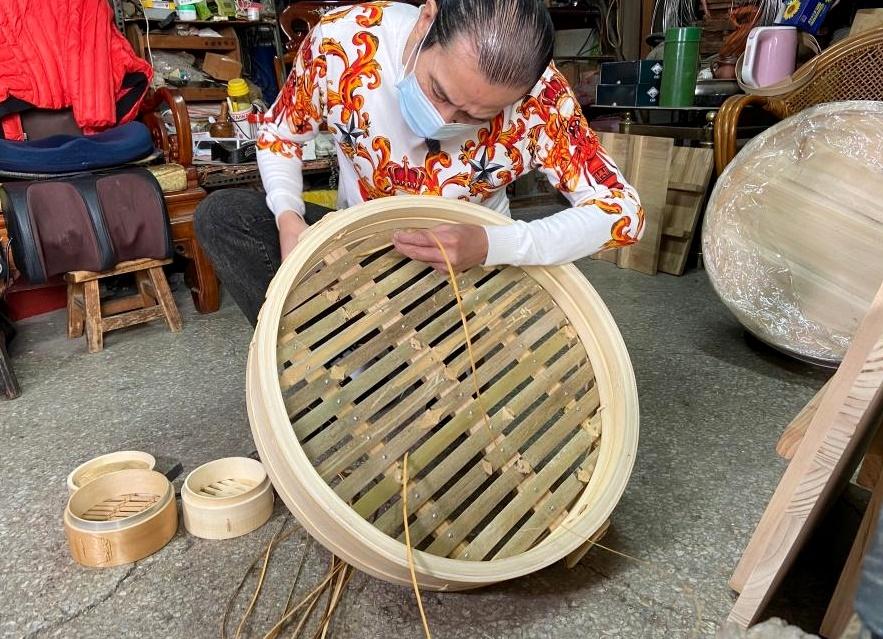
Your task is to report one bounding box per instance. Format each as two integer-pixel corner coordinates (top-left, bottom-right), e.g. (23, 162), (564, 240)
(67, 283), (85, 338)
(0, 337), (20, 400)
(184, 239), (221, 314)
(148, 267), (182, 332)
(135, 270), (157, 308)
(777, 379), (831, 460)
(83, 280), (103, 353)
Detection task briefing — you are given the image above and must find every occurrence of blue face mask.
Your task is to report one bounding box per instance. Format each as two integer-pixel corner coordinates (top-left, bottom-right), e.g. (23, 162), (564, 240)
(396, 23), (478, 141)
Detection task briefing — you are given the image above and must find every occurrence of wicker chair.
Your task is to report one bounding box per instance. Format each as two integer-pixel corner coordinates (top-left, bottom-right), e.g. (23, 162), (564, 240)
(714, 27), (883, 174)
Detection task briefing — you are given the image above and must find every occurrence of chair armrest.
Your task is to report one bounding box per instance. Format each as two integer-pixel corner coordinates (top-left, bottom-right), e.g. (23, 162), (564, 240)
(714, 94), (773, 175)
(141, 87), (194, 168)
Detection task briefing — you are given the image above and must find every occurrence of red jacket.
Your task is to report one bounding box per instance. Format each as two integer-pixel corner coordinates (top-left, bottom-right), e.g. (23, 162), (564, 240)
(0, 0), (153, 140)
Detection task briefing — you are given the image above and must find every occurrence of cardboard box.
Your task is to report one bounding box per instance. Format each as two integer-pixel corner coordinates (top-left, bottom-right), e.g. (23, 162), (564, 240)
(776, 0), (834, 34)
(202, 53), (242, 81)
(636, 83), (661, 107)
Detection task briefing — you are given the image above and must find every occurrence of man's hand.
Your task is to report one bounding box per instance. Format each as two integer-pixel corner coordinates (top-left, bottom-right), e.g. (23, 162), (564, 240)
(278, 210), (309, 261)
(392, 224), (489, 273)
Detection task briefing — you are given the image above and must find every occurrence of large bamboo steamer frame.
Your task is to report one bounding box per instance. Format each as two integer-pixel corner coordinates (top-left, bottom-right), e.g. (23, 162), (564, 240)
(247, 196), (639, 590)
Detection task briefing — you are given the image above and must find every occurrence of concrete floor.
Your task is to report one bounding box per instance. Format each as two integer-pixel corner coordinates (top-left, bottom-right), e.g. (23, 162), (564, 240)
(0, 253), (831, 639)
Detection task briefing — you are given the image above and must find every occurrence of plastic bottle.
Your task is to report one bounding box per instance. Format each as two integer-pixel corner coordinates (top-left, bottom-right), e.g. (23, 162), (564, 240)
(660, 27), (702, 107)
(227, 78), (251, 113)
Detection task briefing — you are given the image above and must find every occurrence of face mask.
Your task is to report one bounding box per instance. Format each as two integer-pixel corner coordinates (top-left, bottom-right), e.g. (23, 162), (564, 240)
(396, 20), (478, 141)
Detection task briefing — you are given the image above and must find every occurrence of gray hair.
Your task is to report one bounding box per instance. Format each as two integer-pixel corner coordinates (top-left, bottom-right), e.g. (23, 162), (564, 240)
(423, 0), (555, 88)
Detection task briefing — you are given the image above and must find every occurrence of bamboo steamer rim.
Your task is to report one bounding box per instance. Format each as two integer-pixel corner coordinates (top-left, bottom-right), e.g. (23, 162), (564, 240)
(247, 197), (639, 590)
(66, 451), (156, 494)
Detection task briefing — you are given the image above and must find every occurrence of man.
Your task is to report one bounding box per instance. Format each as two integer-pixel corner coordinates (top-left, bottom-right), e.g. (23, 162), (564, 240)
(195, 0), (643, 326)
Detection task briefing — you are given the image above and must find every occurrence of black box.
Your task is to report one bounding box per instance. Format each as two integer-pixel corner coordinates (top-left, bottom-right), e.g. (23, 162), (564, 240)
(600, 60), (664, 86)
(596, 83), (661, 107)
(596, 84), (636, 106)
(636, 83), (661, 106)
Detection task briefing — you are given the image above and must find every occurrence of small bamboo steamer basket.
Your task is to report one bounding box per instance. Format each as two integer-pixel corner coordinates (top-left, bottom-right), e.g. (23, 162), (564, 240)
(66, 451), (156, 494)
(182, 457), (274, 539)
(247, 197), (639, 591)
(64, 469), (177, 568)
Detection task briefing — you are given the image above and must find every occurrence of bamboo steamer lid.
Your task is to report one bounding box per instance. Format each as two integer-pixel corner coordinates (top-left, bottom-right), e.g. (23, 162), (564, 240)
(703, 101), (883, 365)
(66, 451), (156, 494)
(247, 197), (639, 590)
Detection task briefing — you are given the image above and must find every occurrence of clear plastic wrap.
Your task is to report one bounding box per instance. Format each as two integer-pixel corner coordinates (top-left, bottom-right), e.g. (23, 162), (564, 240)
(702, 101), (883, 365)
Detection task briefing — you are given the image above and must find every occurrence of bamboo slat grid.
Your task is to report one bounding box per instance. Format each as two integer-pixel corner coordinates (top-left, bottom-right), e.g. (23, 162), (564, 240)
(196, 478), (259, 499)
(248, 197), (639, 590)
(80, 492), (161, 522)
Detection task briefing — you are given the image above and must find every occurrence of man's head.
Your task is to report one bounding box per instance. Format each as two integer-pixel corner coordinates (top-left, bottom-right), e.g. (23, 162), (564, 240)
(406, 0), (554, 124)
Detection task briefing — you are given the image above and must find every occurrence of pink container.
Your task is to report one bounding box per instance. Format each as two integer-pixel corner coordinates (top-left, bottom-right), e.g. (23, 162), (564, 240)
(742, 26), (798, 88)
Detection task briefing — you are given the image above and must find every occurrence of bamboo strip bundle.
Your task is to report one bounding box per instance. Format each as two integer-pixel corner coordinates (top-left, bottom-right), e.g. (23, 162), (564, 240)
(247, 196), (639, 590)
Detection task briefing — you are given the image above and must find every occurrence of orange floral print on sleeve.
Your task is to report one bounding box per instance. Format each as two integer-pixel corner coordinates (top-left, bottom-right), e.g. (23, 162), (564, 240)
(258, 28), (327, 157)
(320, 2), (391, 27)
(321, 31), (382, 125)
(522, 64), (644, 251)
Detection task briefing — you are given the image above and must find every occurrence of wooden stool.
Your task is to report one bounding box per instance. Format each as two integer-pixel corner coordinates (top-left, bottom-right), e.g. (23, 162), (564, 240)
(65, 259), (182, 353)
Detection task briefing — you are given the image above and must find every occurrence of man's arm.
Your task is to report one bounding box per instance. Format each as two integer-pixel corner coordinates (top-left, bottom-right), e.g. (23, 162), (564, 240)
(483, 66), (644, 267)
(256, 26), (327, 258)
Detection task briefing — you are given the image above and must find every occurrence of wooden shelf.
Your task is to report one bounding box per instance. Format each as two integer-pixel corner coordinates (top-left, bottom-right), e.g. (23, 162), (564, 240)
(178, 86), (228, 101)
(126, 23), (241, 62)
(125, 17), (277, 26)
(146, 33), (239, 50)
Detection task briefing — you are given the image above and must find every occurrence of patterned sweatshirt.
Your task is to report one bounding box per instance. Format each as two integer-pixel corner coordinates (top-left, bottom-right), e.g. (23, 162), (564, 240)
(257, 1), (644, 266)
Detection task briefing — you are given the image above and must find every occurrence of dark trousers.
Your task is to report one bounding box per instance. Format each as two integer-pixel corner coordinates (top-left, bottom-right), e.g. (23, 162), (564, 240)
(194, 189), (332, 326)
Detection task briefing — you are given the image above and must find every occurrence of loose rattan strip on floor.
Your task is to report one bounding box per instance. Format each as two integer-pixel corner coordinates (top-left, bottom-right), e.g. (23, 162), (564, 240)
(248, 196), (639, 591)
(277, 240), (602, 562)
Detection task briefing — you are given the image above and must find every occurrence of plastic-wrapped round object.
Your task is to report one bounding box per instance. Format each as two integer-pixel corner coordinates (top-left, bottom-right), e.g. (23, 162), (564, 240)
(703, 101), (883, 365)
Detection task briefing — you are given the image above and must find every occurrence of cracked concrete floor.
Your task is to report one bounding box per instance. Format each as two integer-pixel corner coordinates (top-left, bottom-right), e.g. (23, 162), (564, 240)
(0, 254), (830, 639)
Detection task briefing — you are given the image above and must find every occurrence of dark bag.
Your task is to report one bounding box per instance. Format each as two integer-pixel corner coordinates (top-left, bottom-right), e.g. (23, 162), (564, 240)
(0, 168), (173, 284)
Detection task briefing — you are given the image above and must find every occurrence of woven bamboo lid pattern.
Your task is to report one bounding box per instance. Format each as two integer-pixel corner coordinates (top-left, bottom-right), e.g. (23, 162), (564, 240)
(248, 197), (639, 590)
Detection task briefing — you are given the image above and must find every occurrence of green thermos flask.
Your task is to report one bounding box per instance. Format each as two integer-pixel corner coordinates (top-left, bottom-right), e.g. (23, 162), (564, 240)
(660, 27), (702, 107)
